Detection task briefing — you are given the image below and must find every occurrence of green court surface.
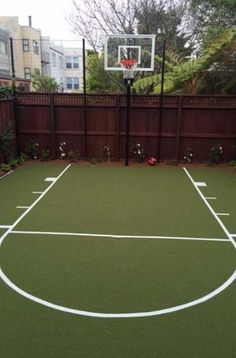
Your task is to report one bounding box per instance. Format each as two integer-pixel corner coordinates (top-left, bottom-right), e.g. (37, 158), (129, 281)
(0, 162), (235, 358)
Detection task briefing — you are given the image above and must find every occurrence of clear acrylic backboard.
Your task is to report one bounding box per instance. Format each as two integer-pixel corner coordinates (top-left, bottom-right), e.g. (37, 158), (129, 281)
(104, 34), (156, 72)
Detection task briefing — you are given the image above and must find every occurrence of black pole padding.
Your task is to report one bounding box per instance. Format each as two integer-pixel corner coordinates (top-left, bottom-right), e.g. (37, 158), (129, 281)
(125, 83), (131, 166)
(157, 39), (166, 163)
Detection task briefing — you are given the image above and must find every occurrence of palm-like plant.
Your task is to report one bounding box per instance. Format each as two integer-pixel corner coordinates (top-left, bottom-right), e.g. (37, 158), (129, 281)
(133, 28), (236, 94)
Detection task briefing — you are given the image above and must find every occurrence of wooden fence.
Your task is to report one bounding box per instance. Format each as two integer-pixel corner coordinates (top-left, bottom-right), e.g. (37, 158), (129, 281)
(1, 93), (236, 163)
(0, 98), (15, 163)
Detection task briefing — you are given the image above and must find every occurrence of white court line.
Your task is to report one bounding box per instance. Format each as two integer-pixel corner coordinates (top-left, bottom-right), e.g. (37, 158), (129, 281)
(0, 165), (235, 319)
(216, 213), (230, 216)
(205, 197), (217, 200)
(0, 267), (235, 319)
(0, 164), (71, 247)
(32, 191), (43, 194)
(0, 225), (11, 229)
(195, 182), (207, 187)
(183, 167), (236, 250)
(45, 177), (56, 182)
(231, 234), (236, 238)
(0, 170), (13, 180)
(10, 230), (229, 243)
(16, 206), (29, 209)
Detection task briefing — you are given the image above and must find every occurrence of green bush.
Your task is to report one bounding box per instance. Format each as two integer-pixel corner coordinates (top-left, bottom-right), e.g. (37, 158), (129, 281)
(0, 121), (15, 162)
(209, 144), (223, 164)
(67, 150), (80, 162)
(0, 163), (12, 172)
(40, 149), (51, 161)
(132, 143), (147, 162)
(26, 140), (40, 159)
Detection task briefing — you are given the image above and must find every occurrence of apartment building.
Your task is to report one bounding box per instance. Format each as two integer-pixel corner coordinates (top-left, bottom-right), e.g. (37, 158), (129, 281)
(41, 37), (64, 91)
(0, 16), (85, 92)
(0, 29), (11, 81)
(0, 17), (41, 89)
(63, 47), (83, 92)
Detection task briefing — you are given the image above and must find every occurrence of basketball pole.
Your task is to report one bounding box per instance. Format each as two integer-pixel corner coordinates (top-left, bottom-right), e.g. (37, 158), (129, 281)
(125, 79), (132, 166)
(157, 39), (166, 163)
(82, 38), (88, 160)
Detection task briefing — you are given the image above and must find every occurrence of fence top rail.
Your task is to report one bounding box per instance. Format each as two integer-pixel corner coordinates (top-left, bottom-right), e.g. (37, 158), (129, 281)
(14, 93), (236, 108)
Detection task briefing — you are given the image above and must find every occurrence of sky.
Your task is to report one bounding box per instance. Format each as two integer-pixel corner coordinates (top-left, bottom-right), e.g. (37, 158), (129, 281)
(1, 0), (79, 41)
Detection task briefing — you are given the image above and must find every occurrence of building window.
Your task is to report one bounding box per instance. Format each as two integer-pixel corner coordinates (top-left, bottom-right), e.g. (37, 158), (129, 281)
(66, 77), (73, 89)
(0, 40), (7, 54)
(22, 39), (30, 52)
(66, 77), (80, 90)
(66, 56), (80, 69)
(24, 67), (31, 80)
(33, 40), (39, 54)
(66, 56), (72, 69)
(73, 56), (79, 68)
(73, 77), (79, 89)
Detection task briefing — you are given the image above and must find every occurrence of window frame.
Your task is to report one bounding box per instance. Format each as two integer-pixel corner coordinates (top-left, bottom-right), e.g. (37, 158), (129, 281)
(22, 39), (30, 52)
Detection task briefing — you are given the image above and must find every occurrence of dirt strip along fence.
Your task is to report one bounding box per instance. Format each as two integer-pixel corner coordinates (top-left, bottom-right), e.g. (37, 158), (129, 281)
(1, 93), (236, 163)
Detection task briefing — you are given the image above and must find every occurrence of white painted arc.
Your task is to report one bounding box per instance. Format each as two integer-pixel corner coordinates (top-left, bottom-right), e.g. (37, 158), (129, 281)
(0, 164), (235, 319)
(0, 267), (235, 318)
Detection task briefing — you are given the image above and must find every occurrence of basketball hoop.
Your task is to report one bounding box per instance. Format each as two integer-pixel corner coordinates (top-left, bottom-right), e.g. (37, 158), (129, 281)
(120, 59), (138, 79)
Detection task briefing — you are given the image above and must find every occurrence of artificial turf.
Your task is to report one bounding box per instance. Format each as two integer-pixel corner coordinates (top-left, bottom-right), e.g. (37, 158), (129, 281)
(0, 162), (235, 358)
(15, 165), (226, 238)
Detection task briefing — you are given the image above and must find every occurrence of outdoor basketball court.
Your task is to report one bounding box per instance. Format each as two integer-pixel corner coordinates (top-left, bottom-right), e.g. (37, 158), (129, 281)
(0, 162), (235, 357)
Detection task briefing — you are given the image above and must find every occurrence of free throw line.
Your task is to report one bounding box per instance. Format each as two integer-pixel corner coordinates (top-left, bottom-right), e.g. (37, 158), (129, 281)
(10, 230), (230, 243)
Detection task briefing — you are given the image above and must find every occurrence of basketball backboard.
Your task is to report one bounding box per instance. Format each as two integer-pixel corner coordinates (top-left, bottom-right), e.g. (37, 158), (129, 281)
(104, 34), (156, 72)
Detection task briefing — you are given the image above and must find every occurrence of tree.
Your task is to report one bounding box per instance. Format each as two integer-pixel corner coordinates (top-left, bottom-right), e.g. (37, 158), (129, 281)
(135, 0), (193, 60)
(68, 0), (138, 51)
(133, 28), (236, 94)
(68, 0), (191, 54)
(87, 52), (124, 93)
(31, 70), (59, 92)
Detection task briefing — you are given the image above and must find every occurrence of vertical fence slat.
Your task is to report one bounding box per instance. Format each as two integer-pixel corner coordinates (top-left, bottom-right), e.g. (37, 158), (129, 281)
(115, 95), (120, 160)
(175, 96), (183, 161)
(50, 94), (56, 159)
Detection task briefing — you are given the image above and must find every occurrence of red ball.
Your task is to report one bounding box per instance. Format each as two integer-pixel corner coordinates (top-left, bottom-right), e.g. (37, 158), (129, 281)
(148, 157), (157, 166)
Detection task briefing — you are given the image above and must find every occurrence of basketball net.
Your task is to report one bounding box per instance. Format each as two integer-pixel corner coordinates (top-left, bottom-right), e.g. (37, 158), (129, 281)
(120, 59), (138, 79)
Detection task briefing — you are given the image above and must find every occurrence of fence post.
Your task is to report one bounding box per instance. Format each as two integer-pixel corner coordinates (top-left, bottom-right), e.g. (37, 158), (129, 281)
(50, 93), (56, 158)
(115, 95), (120, 160)
(175, 96), (183, 162)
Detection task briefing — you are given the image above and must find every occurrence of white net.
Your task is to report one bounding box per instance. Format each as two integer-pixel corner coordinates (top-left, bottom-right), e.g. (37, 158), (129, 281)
(120, 60), (138, 79)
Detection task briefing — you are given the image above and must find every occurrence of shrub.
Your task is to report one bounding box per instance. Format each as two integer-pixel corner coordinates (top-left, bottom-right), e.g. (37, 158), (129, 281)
(183, 147), (194, 163)
(67, 150), (80, 162)
(209, 144), (223, 164)
(41, 149), (51, 161)
(26, 140), (40, 159)
(59, 141), (66, 159)
(132, 143), (146, 162)
(0, 121), (15, 162)
(0, 163), (12, 172)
